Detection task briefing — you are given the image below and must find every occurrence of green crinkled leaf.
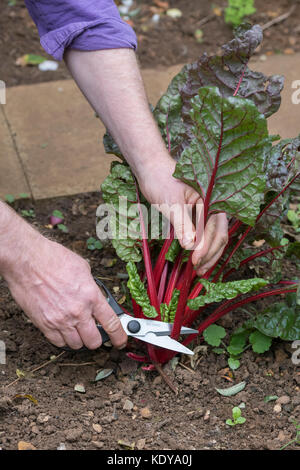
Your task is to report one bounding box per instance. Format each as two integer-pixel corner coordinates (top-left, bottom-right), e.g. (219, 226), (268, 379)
(153, 66), (189, 153)
(126, 262), (158, 318)
(103, 131), (124, 160)
(101, 163), (144, 262)
(203, 324), (226, 347)
(255, 136), (300, 243)
(187, 278), (268, 310)
(249, 300), (300, 341)
(173, 87), (272, 225)
(160, 289), (180, 323)
(101, 162), (164, 263)
(154, 25), (283, 158)
(249, 330), (272, 353)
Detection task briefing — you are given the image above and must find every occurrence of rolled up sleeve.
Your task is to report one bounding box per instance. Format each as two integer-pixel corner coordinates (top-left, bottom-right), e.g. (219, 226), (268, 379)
(25, 0), (137, 61)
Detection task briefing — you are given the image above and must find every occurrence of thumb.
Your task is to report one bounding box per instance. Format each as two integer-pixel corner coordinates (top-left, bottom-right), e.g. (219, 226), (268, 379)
(93, 293), (127, 349)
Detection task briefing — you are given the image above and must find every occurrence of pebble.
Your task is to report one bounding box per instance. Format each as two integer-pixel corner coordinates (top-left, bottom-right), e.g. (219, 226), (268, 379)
(277, 395), (290, 405)
(259, 54), (267, 62)
(92, 423), (103, 434)
(110, 391), (123, 403)
(31, 425), (39, 434)
(37, 413), (50, 424)
(273, 403), (282, 414)
(137, 438), (146, 450)
(92, 440), (104, 449)
(123, 399), (134, 411)
(152, 13), (160, 24)
(57, 443), (66, 450)
(64, 426), (83, 442)
(152, 376), (162, 386)
(204, 410), (211, 421)
(277, 431), (287, 442)
(74, 383), (86, 394)
(284, 48), (295, 55)
(140, 407), (151, 419)
(18, 441), (37, 451)
(38, 60), (59, 72)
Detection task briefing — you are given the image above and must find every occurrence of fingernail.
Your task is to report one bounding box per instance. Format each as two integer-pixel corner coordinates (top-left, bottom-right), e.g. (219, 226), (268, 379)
(118, 343), (127, 350)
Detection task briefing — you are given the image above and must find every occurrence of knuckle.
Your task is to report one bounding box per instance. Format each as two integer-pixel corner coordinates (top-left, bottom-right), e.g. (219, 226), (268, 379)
(43, 313), (62, 330)
(104, 314), (122, 334)
(220, 234), (228, 246)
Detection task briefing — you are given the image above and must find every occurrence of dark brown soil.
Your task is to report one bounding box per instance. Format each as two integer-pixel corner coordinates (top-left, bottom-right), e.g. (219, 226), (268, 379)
(1, 0), (300, 87)
(0, 193), (299, 451)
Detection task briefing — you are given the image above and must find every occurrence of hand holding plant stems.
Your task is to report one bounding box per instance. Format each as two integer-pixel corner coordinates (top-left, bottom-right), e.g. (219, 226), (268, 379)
(100, 24), (299, 371)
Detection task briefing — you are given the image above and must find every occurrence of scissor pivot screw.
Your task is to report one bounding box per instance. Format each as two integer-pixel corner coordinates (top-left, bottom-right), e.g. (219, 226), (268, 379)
(127, 320), (141, 334)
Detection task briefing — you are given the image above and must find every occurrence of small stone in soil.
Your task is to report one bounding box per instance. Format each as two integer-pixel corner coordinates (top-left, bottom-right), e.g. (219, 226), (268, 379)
(273, 404), (282, 414)
(137, 438), (146, 450)
(140, 407), (151, 419)
(64, 426), (84, 442)
(74, 383), (85, 393)
(92, 423), (103, 434)
(37, 413), (50, 424)
(123, 399), (134, 411)
(277, 395), (290, 405)
(92, 441), (104, 449)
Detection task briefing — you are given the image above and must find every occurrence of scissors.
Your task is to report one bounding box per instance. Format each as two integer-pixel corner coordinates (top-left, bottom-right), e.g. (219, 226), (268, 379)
(63, 278), (197, 355)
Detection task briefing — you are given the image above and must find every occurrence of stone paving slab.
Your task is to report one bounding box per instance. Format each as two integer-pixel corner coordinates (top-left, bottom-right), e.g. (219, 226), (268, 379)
(1, 56), (300, 200)
(0, 108), (30, 199)
(2, 65), (182, 200)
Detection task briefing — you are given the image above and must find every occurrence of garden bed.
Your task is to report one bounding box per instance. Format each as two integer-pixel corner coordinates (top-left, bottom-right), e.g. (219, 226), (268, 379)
(1, 0), (300, 86)
(0, 193), (299, 450)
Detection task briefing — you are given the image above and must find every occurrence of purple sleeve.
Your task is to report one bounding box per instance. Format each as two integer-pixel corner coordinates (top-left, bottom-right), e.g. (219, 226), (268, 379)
(24, 0), (137, 61)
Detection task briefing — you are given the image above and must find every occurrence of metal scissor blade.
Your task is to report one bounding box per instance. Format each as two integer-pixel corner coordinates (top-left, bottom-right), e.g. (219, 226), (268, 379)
(138, 332), (194, 355)
(127, 316), (198, 337)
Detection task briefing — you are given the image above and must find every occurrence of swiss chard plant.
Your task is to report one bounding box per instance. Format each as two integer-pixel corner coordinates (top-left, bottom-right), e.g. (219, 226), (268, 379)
(100, 25), (299, 371)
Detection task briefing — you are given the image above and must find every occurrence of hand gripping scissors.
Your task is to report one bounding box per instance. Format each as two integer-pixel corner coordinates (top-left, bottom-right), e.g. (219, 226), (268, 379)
(64, 278), (197, 355)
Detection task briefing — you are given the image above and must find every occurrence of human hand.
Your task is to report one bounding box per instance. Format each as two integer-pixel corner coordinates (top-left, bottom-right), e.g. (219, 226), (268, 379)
(136, 156), (228, 275)
(4, 234), (127, 350)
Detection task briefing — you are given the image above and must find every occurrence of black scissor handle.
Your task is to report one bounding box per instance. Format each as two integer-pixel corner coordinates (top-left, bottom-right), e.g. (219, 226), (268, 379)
(93, 277), (124, 317)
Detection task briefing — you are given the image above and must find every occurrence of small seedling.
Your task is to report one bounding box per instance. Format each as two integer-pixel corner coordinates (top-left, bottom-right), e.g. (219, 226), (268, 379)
(87, 237), (103, 251)
(57, 224), (69, 233)
(52, 209), (64, 219)
(21, 209), (35, 218)
(19, 193), (30, 199)
(226, 406), (246, 426)
(5, 194), (15, 204)
(5, 193), (30, 203)
(225, 0), (256, 26)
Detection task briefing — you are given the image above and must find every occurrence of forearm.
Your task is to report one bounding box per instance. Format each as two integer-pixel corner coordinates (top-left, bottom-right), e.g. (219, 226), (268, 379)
(64, 48), (171, 177)
(0, 202), (41, 279)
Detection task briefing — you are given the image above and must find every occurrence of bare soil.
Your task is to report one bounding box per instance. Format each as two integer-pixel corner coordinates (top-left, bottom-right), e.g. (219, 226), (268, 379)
(0, 193), (299, 451)
(1, 0), (300, 86)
